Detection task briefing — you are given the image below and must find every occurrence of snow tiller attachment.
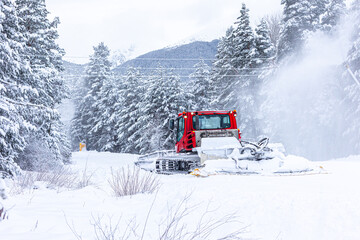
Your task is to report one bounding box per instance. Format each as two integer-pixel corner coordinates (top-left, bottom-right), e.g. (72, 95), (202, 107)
(135, 110), (321, 176)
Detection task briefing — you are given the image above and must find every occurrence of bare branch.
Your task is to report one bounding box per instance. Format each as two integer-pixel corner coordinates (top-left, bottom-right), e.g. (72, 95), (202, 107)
(64, 213), (83, 240)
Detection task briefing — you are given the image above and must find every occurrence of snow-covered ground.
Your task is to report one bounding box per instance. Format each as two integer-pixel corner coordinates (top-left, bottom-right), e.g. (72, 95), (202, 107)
(1, 152), (360, 239)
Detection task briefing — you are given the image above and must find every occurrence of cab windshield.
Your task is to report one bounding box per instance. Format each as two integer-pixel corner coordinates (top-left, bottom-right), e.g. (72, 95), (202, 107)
(192, 114), (231, 130)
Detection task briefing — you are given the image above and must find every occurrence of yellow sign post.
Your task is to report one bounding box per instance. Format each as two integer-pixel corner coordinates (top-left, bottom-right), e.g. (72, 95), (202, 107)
(79, 143), (86, 151)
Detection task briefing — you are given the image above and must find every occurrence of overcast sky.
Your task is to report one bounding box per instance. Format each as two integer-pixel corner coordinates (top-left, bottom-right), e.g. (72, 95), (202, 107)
(46, 0), (354, 64)
(46, 0), (286, 63)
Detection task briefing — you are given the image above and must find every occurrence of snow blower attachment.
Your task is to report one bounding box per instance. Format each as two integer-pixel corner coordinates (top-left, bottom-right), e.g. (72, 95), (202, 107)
(135, 110), (319, 175)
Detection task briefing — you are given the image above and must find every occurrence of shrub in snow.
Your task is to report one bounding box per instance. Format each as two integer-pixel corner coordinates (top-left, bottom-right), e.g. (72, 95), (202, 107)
(91, 215), (137, 240)
(77, 164), (95, 189)
(34, 167), (79, 189)
(15, 137), (64, 172)
(0, 179), (7, 200)
(0, 205), (8, 222)
(108, 166), (160, 197)
(155, 194), (245, 240)
(79, 194), (246, 240)
(10, 166), (83, 194)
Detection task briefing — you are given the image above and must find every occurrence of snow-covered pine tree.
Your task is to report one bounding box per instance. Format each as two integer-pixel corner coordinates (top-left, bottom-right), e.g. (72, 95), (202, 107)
(131, 77), (154, 154)
(231, 4), (258, 138)
(133, 67), (185, 154)
(321, 0), (346, 32)
(115, 68), (143, 153)
(190, 60), (212, 110)
(211, 26), (237, 109)
(161, 72), (186, 150)
(342, 0), (360, 152)
(16, 0), (67, 106)
(71, 42), (112, 151)
(132, 70), (164, 154)
(91, 71), (119, 152)
(0, 0), (27, 176)
(15, 0), (70, 170)
(212, 4), (262, 138)
(277, 0), (313, 59)
(232, 3), (254, 70)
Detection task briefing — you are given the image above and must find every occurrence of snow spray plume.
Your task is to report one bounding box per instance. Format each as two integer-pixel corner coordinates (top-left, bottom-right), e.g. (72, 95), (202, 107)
(260, 13), (356, 161)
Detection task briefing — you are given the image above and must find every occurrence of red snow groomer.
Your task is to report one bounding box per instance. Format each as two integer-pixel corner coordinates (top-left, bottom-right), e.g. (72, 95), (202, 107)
(173, 110), (241, 153)
(136, 110), (282, 175)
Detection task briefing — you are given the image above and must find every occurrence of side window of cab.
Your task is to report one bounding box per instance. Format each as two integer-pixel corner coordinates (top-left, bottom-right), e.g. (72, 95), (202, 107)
(221, 115), (231, 128)
(177, 117), (184, 142)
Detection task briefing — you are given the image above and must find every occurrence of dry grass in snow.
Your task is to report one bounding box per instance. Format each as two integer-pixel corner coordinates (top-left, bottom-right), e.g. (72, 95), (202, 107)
(108, 166), (160, 197)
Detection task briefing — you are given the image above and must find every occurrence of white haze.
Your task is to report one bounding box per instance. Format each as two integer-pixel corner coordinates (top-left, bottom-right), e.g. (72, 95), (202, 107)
(261, 14), (356, 161)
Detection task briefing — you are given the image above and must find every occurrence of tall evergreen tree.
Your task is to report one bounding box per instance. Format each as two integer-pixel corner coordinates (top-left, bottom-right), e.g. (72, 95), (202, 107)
(232, 4), (258, 138)
(211, 26), (237, 109)
(15, 0), (70, 169)
(233, 3), (255, 69)
(212, 4), (261, 138)
(133, 68), (185, 154)
(16, 0), (66, 106)
(71, 42), (112, 151)
(115, 68), (143, 153)
(190, 60), (212, 110)
(0, 0), (27, 176)
(214, 4), (255, 112)
(162, 72), (186, 150)
(91, 73), (119, 152)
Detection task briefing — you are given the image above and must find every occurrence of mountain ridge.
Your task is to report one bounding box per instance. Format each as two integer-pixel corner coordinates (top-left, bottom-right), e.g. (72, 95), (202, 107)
(113, 39), (219, 81)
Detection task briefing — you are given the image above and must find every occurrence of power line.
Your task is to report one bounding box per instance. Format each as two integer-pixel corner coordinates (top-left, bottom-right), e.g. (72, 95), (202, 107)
(20, 53), (277, 61)
(111, 66), (276, 70)
(59, 74), (263, 78)
(61, 56), (276, 61)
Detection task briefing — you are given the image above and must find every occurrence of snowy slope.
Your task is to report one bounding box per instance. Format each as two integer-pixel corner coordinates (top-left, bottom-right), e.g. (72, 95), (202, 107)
(1, 152), (360, 239)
